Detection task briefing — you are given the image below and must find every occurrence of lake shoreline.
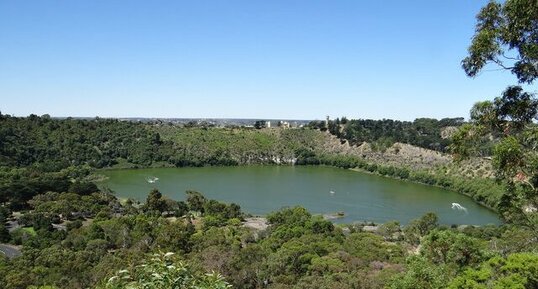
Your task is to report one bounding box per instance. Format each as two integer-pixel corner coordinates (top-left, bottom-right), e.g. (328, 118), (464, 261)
(95, 162), (501, 215)
(98, 165), (502, 226)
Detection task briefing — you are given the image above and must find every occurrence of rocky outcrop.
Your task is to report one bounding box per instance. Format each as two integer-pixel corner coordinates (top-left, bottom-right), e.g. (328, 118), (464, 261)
(316, 132), (451, 170)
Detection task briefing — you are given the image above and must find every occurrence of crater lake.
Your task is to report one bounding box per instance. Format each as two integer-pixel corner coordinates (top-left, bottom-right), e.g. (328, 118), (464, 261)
(100, 166), (501, 225)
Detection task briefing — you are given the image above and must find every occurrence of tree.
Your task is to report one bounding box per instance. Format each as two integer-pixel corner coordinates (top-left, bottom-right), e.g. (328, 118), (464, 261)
(403, 213), (439, 245)
(143, 189), (166, 213)
(224, 203), (242, 220)
(101, 252), (231, 289)
(389, 256), (451, 289)
(0, 223), (10, 242)
(69, 181), (99, 196)
(186, 191), (207, 213)
(458, 0), (538, 228)
(343, 232), (403, 263)
(493, 86), (538, 130)
(176, 201), (189, 217)
(462, 0), (538, 84)
(448, 253), (538, 289)
(454, 88), (538, 224)
(420, 230), (487, 269)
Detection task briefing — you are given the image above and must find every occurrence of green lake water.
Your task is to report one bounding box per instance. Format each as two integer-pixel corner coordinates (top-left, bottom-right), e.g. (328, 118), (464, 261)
(100, 166), (501, 225)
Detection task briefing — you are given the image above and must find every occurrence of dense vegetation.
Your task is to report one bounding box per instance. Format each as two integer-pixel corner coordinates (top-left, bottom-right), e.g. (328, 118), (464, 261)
(0, 114), (166, 169)
(153, 125), (327, 167)
(309, 117), (464, 152)
(1, 187), (537, 289)
(0, 113), (333, 170)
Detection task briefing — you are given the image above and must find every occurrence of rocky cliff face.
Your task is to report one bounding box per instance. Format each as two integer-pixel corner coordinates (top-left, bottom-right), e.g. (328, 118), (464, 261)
(315, 131), (494, 177)
(315, 132), (450, 170)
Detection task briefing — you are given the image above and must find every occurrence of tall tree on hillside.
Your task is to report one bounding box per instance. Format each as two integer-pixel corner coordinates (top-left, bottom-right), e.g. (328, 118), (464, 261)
(455, 0), (538, 227)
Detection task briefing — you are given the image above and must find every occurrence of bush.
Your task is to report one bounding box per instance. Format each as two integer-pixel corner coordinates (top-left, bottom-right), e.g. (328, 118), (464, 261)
(66, 220), (83, 231)
(101, 252), (231, 289)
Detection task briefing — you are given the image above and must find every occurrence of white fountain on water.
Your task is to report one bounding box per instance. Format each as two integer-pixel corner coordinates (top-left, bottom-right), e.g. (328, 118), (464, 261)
(451, 202), (468, 213)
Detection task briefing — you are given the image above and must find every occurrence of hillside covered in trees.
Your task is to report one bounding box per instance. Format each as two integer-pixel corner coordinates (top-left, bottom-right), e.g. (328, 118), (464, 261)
(309, 117), (464, 152)
(1, 113), (466, 171)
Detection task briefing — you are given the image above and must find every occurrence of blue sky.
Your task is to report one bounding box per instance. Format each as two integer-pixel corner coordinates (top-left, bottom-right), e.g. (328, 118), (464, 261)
(0, 0), (529, 120)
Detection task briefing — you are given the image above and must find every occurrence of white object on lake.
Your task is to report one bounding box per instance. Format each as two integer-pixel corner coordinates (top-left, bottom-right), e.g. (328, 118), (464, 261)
(146, 177), (159, 183)
(329, 190), (335, 194)
(451, 202), (468, 213)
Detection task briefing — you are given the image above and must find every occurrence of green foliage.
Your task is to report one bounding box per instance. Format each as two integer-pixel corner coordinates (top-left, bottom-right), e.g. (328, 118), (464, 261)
(254, 120), (267, 129)
(470, 101), (498, 129)
(389, 256), (452, 289)
(66, 220), (83, 231)
(493, 136), (524, 178)
(143, 189), (166, 213)
(186, 190), (208, 213)
(344, 232), (404, 263)
(5, 2), (538, 287)
(421, 230), (488, 269)
(377, 221), (402, 241)
(316, 117), (464, 152)
(451, 89), (538, 224)
(69, 181), (99, 196)
(403, 213), (439, 245)
(202, 200), (243, 228)
(448, 253), (538, 289)
(459, 224), (504, 241)
(460, 0), (538, 229)
(494, 86), (538, 130)
(267, 206), (312, 228)
(0, 167), (72, 209)
(450, 123), (493, 159)
(155, 126), (325, 167)
(462, 0), (538, 84)
(495, 226), (538, 254)
(101, 252), (231, 289)
(0, 115), (163, 169)
(29, 191), (118, 221)
(0, 222), (10, 242)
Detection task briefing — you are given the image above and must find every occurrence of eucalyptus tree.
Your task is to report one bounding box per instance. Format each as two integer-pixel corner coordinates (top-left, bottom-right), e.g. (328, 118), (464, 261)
(455, 0), (538, 228)
(462, 0), (538, 84)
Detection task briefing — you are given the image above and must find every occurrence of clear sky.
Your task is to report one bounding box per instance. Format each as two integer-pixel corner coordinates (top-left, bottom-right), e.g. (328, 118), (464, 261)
(0, 0), (531, 120)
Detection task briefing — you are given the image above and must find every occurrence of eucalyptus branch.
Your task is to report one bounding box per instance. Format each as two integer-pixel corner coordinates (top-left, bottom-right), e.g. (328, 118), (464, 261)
(491, 58), (515, 70)
(501, 52), (520, 61)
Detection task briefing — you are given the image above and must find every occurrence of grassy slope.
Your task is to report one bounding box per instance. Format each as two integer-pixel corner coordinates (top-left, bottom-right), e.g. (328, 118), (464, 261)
(154, 126), (328, 164)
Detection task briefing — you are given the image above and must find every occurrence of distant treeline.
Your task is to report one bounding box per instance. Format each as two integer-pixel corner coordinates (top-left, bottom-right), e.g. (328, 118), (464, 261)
(309, 117), (465, 151)
(0, 113), (324, 170)
(0, 113), (165, 170)
(1, 114), (466, 171)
